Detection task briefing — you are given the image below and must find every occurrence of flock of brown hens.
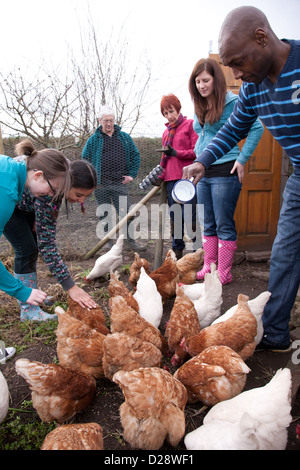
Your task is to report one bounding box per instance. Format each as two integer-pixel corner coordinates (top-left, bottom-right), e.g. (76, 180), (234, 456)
(14, 247), (271, 450)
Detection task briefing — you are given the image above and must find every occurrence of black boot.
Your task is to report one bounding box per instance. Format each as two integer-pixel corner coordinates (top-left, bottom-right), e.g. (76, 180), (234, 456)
(174, 249), (183, 260)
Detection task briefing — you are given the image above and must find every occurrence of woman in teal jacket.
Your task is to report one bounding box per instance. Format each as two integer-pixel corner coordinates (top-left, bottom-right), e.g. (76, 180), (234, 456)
(0, 139), (70, 309)
(189, 58), (264, 285)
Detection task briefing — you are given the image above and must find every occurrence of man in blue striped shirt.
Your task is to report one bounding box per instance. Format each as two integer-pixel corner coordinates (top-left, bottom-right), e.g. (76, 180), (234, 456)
(183, 6), (300, 352)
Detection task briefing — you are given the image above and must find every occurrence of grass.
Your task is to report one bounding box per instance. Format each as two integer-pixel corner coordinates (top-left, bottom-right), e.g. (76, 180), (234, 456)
(0, 400), (56, 450)
(0, 301), (62, 450)
(0, 301), (60, 354)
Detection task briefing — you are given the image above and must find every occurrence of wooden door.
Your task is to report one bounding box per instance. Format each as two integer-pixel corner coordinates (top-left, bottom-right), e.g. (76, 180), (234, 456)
(235, 130), (282, 251)
(209, 54), (283, 251)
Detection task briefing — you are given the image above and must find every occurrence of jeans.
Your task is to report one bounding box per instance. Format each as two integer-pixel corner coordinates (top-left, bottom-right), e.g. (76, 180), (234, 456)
(197, 175), (242, 241)
(262, 167), (300, 346)
(166, 180), (197, 251)
(3, 208), (38, 274)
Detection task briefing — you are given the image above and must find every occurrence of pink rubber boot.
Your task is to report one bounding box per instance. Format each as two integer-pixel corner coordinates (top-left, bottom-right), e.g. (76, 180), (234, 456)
(196, 235), (218, 280)
(217, 239), (237, 285)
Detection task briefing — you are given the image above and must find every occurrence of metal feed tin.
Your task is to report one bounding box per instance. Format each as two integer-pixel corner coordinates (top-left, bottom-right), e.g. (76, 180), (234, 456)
(172, 178), (195, 204)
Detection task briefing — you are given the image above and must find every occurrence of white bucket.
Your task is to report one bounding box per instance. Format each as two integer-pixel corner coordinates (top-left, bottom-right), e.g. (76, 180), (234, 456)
(172, 178), (195, 204)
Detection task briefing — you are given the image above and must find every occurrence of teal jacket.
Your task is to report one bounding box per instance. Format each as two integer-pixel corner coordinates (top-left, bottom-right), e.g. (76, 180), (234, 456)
(193, 91), (264, 166)
(81, 125), (140, 181)
(0, 155), (32, 302)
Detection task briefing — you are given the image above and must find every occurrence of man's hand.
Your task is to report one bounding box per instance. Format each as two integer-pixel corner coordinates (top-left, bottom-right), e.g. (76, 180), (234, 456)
(182, 162), (206, 185)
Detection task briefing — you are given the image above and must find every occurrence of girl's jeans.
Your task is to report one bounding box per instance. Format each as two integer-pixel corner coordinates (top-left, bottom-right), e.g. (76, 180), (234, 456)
(196, 175), (242, 241)
(262, 167), (300, 346)
(3, 208), (38, 274)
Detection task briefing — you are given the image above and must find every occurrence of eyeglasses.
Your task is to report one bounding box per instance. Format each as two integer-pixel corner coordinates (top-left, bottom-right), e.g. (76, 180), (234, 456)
(33, 169), (57, 195)
(45, 178), (57, 195)
(102, 119), (114, 123)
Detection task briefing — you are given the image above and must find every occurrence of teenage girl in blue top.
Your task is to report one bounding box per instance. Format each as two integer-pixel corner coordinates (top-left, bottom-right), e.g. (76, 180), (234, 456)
(4, 159), (98, 322)
(0, 139), (70, 312)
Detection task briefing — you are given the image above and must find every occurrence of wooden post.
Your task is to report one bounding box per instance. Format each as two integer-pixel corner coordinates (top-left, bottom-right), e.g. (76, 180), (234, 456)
(154, 182), (167, 269)
(83, 185), (161, 260)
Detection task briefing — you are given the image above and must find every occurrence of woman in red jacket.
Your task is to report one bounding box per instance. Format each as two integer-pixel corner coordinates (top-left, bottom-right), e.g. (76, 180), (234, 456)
(159, 94), (200, 259)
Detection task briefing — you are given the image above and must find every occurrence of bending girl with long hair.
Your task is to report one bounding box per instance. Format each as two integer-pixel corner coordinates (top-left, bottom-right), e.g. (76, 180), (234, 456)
(0, 139), (70, 308)
(4, 153), (98, 321)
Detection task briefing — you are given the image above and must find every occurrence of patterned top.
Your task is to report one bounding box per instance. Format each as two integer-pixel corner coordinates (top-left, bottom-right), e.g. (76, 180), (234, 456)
(17, 189), (74, 291)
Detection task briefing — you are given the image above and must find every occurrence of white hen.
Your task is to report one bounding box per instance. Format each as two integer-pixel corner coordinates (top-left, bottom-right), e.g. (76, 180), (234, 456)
(85, 235), (124, 281)
(180, 263), (217, 301)
(133, 267), (163, 328)
(212, 291), (271, 344)
(180, 282), (205, 301)
(0, 371), (9, 423)
(192, 264), (223, 328)
(185, 368), (292, 450)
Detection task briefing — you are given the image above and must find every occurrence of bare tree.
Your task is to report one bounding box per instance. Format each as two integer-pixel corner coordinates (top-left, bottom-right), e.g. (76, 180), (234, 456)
(0, 63), (80, 148)
(72, 18), (152, 137)
(0, 18), (152, 148)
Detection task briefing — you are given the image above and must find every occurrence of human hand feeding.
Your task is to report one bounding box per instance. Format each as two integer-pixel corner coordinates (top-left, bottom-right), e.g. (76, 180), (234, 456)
(26, 288), (47, 306)
(68, 285), (97, 309)
(182, 162), (206, 185)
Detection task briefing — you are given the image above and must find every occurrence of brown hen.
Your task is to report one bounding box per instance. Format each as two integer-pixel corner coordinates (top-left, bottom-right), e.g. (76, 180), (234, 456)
(41, 423), (103, 450)
(108, 272), (139, 312)
(129, 252), (150, 287)
(109, 295), (168, 353)
(103, 332), (162, 380)
(176, 248), (204, 284)
(181, 294), (257, 360)
(113, 367), (188, 450)
(149, 249), (179, 301)
(66, 295), (109, 335)
(15, 359), (96, 424)
(174, 345), (250, 406)
(55, 306), (106, 379)
(165, 285), (201, 366)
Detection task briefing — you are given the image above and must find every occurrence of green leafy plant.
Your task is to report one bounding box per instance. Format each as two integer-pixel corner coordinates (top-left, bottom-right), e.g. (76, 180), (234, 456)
(0, 400), (56, 450)
(18, 318), (58, 346)
(49, 299), (69, 313)
(96, 287), (110, 299)
(120, 264), (131, 275)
